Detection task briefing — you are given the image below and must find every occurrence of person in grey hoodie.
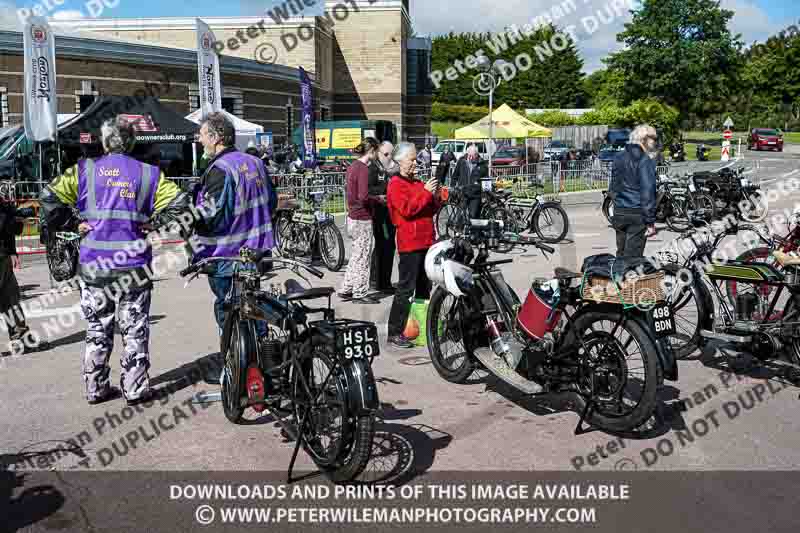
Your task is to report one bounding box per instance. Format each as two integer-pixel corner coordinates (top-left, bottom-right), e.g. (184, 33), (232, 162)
(609, 124), (659, 258)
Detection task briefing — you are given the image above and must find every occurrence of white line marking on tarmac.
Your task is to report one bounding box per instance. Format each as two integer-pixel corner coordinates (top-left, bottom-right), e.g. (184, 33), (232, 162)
(25, 304), (82, 319)
(761, 169), (800, 185)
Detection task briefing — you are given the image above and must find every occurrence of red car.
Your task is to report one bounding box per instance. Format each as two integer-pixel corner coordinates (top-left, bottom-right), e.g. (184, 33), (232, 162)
(491, 146), (527, 166)
(748, 128), (784, 152)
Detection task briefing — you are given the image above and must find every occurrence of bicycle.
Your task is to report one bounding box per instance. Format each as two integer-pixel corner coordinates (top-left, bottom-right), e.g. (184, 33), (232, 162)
(181, 247), (379, 483)
(275, 187), (345, 272)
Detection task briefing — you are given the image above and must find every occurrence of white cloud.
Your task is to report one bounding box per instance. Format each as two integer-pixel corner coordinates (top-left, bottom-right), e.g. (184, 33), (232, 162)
(411, 0), (788, 73)
(51, 10), (85, 21)
(0, 1), (21, 30)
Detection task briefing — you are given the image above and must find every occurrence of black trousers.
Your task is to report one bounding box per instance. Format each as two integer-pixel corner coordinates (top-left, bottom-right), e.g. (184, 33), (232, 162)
(463, 184), (483, 219)
(387, 250), (431, 337)
(612, 208), (647, 258)
(0, 255), (27, 340)
(370, 205), (396, 290)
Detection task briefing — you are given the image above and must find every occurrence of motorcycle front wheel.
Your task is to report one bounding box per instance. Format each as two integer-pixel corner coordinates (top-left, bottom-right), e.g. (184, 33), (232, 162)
(427, 288), (477, 383)
(568, 309), (660, 433)
(602, 195), (614, 224)
(319, 223), (345, 271)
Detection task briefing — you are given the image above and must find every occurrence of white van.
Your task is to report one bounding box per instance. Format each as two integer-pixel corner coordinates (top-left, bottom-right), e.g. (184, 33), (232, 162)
(431, 139), (496, 166)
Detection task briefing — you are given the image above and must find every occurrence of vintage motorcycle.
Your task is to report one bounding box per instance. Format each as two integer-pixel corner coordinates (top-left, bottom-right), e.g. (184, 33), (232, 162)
(275, 188), (345, 272)
(181, 247), (379, 482)
(424, 219), (677, 434)
(659, 221), (800, 365)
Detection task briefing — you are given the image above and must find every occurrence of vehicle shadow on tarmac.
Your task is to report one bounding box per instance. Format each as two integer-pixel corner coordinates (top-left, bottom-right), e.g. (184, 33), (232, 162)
(476, 372), (686, 441)
(354, 401), (453, 487)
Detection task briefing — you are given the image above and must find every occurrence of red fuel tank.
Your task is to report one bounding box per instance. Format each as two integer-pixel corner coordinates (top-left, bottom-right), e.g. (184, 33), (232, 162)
(517, 285), (561, 340)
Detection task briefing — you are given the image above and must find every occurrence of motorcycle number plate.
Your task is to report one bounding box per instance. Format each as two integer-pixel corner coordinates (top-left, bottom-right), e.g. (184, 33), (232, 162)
(651, 303), (676, 338)
(339, 325), (380, 359)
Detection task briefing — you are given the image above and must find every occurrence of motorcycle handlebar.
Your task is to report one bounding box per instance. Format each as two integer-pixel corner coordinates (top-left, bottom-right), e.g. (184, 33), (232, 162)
(179, 255), (325, 279)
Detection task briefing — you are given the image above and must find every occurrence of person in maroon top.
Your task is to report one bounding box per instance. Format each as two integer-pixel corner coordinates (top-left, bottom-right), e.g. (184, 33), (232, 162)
(339, 137), (381, 304)
(386, 142), (441, 348)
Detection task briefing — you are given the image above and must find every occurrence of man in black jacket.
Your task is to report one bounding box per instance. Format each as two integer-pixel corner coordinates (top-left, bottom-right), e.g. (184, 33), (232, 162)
(610, 125), (659, 258)
(451, 145), (489, 219)
(0, 189), (29, 353)
(436, 145), (456, 184)
(369, 141), (397, 293)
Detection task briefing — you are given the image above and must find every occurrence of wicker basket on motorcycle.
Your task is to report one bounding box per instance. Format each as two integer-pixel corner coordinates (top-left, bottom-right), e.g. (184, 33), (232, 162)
(580, 271), (666, 307)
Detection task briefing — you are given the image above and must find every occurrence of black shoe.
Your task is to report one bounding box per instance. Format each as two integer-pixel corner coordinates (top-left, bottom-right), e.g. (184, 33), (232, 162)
(338, 291), (353, 300)
(378, 287), (396, 295)
(388, 335), (415, 349)
(352, 295), (380, 304)
(126, 391), (154, 407)
(280, 423), (297, 442)
(88, 387), (122, 405)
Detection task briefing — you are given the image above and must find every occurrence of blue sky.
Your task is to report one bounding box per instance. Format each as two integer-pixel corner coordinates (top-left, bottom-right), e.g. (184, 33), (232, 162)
(2, 0), (798, 71)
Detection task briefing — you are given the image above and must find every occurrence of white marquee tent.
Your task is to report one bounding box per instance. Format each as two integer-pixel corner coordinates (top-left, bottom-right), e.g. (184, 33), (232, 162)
(185, 109), (264, 151)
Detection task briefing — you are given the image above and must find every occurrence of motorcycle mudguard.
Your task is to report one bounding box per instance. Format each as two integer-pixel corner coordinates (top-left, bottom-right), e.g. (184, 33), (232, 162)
(341, 358), (379, 416)
(572, 303), (678, 383)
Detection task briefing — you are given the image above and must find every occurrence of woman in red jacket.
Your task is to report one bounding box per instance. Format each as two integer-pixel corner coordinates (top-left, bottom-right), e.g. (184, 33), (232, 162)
(386, 142), (441, 348)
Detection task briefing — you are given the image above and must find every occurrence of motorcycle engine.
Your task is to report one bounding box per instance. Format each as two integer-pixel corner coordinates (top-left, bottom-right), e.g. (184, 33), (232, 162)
(498, 332), (526, 370)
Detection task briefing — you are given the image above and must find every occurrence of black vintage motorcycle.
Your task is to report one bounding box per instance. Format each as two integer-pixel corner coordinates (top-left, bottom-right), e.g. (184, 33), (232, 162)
(602, 174), (715, 231)
(181, 247), (379, 483)
(425, 219), (677, 434)
(275, 188), (345, 272)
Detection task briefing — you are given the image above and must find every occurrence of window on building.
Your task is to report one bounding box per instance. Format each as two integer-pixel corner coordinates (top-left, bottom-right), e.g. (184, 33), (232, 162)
(406, 49), (432, 96)
(79, 95), (96, 112)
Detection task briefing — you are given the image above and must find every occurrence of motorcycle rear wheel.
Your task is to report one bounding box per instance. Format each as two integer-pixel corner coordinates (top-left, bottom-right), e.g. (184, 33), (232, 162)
(569, 309), (660, 433)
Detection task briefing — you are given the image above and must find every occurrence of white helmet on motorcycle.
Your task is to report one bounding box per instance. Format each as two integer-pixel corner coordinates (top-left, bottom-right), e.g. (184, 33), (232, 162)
(424, 241), (474, 297)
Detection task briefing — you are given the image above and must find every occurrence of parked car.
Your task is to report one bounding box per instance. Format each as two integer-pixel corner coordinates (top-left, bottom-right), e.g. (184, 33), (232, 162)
(598, 144), (623, 164)
(542, 140), (573, 161)
(491, 146), (527, 166)
(606, 128), (632, 148)
(748, 128), (784, 152)
(431, 138), (496, 166)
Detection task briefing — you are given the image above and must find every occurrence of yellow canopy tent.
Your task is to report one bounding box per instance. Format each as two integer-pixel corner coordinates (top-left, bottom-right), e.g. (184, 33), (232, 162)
(454, 104), (552, 139)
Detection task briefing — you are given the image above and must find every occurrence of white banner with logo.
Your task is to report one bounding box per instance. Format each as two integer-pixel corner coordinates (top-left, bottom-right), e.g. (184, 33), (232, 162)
(196, 19), (222, 116)
(23, 17), (57, 142)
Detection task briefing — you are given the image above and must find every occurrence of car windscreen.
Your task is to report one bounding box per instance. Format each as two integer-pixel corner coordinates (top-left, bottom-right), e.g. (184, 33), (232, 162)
(756, 129), (779, 136)
(433, 142), (451, 152)
(494, 149), (523, 158)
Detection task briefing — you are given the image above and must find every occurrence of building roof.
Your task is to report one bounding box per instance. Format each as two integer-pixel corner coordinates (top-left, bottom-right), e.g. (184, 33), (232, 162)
(0, 29), (302, 84)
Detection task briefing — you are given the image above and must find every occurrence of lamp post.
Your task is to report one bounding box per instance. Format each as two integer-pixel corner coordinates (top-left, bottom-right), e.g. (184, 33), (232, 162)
(475, 57), (509, 179)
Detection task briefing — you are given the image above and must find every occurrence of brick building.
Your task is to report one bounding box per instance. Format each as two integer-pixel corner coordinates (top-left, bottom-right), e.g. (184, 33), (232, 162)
(0, 0), (432, 146)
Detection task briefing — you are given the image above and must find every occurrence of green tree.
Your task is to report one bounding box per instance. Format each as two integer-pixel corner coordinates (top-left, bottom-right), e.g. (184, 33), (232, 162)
(583, 68), (626, 107)
(606, 0), (742, 120)
(431, 25), (586, 108)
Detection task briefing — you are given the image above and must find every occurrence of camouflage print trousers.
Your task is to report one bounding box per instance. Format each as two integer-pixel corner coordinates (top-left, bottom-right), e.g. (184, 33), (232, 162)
(80, 285), (152, 402)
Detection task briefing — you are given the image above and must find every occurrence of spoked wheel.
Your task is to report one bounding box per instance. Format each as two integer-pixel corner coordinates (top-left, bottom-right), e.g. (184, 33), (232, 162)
(602, 196), (614, 224)
(533, 202), (569, 243)
(692, 193), (717, 222)
(292, 350), (374, 483)
(276, 217), (293, 256)
(319, 223), (345, 271)
(666, 197), (692, 232)
(221, 319), (248, 424)
(435, 204), (464, 240)
(739, 190), (769, 223)
(570, 310), (659, 433)
(426, 288), (477, 383)
(662, 271), (705, 359)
